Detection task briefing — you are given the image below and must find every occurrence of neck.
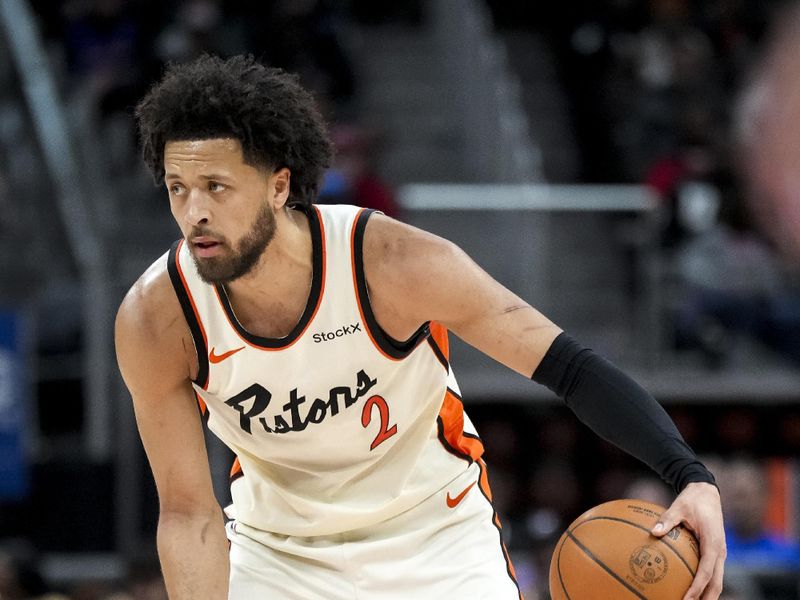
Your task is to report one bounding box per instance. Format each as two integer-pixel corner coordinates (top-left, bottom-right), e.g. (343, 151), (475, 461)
(227, 206), (313, 299)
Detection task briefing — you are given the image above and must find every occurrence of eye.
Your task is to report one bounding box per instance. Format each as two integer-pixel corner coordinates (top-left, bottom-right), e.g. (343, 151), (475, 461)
(209, 181), (226, 193)
(168, 183), (185, 195)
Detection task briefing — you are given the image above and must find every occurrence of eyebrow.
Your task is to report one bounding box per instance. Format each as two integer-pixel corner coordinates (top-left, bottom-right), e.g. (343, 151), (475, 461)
(164, 173), (231, 181)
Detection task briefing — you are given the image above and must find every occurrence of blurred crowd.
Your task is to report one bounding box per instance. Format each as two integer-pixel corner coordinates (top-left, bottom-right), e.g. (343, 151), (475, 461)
(488, 0), (800, 370)
(30, 0), (404, 215)
(22, 0), (800, 369)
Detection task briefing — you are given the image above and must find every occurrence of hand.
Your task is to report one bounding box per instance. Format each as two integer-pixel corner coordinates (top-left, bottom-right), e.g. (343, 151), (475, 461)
(651, 482), (726, 600)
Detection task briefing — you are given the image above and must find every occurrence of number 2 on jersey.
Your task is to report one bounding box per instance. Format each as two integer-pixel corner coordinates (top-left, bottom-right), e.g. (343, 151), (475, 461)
(361, 395), (397, 450)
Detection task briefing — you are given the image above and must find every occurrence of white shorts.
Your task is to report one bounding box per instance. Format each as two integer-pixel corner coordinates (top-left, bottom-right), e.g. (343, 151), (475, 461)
(226, 461), (522, 599)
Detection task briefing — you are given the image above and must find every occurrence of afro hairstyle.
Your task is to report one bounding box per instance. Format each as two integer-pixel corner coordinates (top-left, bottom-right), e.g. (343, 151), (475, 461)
(135, 54), (333, 209)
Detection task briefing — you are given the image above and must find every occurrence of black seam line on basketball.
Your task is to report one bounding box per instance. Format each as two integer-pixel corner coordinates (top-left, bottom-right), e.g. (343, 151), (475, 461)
(167, 239), (209, 389)
(476, 460), (523, 599)
(573, 516), (697, 577)
(565, 530), (648, 600)
(556, 536), (573, 600)
(353, 208), (430, 358)
(426, 336), (448, 370)
(230, 469), (244, 484)
(213, 204), (323, 349)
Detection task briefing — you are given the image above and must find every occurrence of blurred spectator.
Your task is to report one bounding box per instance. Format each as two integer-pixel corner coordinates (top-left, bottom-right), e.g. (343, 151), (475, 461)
(535, 412), (579, 460)
(61, 0), (147, 118)
(720, 568), (765, 600)
(319, 124), (399, 217)
(124, 556), (167, 600)
(69, 580), (115, 600)
(668, 175), (800, 366)
(154, 1), (247, 64)
(350, 0), (423, 26)
(719, 457), (800, 570)
(622, 475), (673, 508)
(0, 546), (48, 599)
(715, 409), (759, 454)
(241, 0), (356, 109)
(526, 457), (581, 541)
(738, 2), (800, 263)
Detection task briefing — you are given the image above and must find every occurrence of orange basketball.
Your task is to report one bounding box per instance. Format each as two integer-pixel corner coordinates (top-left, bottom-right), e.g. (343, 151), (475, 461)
(549, 499), (700, 600)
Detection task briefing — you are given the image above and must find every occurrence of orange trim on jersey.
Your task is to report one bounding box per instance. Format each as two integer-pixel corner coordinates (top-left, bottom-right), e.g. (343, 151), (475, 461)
(175, 239), (210, 390)
(437, 390), (521, 595)
(476, 459), (522, 599)
(194, 391), (208, 417)
(350, 208), (404, 361)
(214, 205), (327, 351)
(428, 321), (450, 361)
(230, 456), (243, 480)
(439, 389), (484, 462)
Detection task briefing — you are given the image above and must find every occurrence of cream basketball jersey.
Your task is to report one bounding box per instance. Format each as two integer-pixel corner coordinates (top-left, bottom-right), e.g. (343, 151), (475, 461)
(167, 204), (486, 537)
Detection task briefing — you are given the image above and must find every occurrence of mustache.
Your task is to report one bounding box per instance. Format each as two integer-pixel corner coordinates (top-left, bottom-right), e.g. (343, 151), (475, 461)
(189, 227), (228, 244)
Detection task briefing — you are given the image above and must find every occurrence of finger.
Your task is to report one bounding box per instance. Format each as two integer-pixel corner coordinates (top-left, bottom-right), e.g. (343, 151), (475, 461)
(699, 556), (725, 600)
(682, 548), (718, 600)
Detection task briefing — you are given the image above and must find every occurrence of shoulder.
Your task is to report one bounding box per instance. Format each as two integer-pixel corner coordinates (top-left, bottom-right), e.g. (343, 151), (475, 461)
(361, 211), (463, 280)
(116, 250), (181, 337)
(115, 249), (195, 383)
(360, 212), (482, 329)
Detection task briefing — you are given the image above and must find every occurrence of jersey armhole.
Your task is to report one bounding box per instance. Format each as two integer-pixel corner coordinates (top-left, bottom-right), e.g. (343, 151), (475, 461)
(351, 209), (430, 360)
(167, 239), (210, 389)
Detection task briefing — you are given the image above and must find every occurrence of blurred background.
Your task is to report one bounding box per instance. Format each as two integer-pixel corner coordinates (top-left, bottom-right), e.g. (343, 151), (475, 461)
(0, 0), (799, 598)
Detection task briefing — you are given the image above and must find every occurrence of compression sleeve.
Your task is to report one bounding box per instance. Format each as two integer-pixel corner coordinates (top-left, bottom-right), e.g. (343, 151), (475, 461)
(531, 332), (715, 494)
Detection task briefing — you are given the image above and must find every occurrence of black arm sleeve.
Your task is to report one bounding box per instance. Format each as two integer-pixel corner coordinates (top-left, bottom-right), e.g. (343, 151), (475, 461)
(532, 332), (715, 494)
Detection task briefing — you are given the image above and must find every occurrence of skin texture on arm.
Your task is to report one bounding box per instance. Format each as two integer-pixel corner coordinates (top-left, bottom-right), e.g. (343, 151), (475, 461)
(362, 213), (562, 375)
(115, 258), (229, 600)
(362, 213), (725, 600)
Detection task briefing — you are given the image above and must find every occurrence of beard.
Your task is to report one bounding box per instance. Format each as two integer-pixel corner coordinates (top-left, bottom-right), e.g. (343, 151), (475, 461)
(190, 202), (277, 284)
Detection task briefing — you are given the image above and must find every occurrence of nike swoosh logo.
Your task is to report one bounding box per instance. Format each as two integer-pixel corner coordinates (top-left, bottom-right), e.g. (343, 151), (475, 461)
(446, 481), (476, 508)
(209, 346), (245, 364)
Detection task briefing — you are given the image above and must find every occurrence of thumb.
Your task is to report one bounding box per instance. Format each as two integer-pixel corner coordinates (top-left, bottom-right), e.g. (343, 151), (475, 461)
(651, 512), (681, 538)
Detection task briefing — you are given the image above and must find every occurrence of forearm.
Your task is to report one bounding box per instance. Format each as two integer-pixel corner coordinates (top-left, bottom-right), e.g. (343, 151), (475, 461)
(532, 333), (715, 493)
(157, 508), (229, 600)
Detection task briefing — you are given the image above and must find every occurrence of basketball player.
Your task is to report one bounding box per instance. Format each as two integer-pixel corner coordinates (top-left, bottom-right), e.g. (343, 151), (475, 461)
(115, 55), (725, 599)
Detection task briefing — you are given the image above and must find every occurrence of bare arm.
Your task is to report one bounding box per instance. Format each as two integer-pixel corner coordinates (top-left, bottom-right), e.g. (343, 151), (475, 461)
(364, 214), (725, 600)
(363, 213), (562, 375)
(115, 259), (228, 600)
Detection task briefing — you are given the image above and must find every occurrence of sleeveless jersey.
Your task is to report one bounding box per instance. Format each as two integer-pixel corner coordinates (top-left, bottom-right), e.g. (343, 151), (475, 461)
(167, 204), (485, 537)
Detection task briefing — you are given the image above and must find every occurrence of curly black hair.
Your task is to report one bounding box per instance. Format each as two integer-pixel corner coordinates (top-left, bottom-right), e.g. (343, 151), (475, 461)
(135, 54), (333, 209)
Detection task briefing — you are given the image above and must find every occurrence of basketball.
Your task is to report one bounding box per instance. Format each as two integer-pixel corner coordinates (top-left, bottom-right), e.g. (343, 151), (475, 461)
(549, 499), (700, 600)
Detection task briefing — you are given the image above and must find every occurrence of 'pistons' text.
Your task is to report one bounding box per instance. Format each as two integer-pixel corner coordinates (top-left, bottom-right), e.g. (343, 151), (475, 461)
(224, 369), (377, 435)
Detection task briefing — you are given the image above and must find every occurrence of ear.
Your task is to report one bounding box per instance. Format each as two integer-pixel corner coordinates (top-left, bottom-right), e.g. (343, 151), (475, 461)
(271, 167), (291, 209)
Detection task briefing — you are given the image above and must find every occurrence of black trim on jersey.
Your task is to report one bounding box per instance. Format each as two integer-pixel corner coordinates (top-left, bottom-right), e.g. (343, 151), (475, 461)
(353, 209), (430, 358)
(447, 386), (463, 401)
(215, 205), (324, 349)
(194, 392), (210, 425)
(426, 336), (448, 370)
(230, 466), (244, 484)
(436, 387), (483, 465)
(436, 416), (474, 465)
(168, 240), (209, 388)
(475, 460), (524, 599)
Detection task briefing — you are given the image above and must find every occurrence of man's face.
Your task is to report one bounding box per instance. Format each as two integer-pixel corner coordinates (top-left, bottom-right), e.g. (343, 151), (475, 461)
(164, 138), (286, 284)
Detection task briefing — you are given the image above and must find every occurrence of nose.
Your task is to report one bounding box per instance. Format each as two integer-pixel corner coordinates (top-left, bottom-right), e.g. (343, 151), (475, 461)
(184, 188), (211, 227)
